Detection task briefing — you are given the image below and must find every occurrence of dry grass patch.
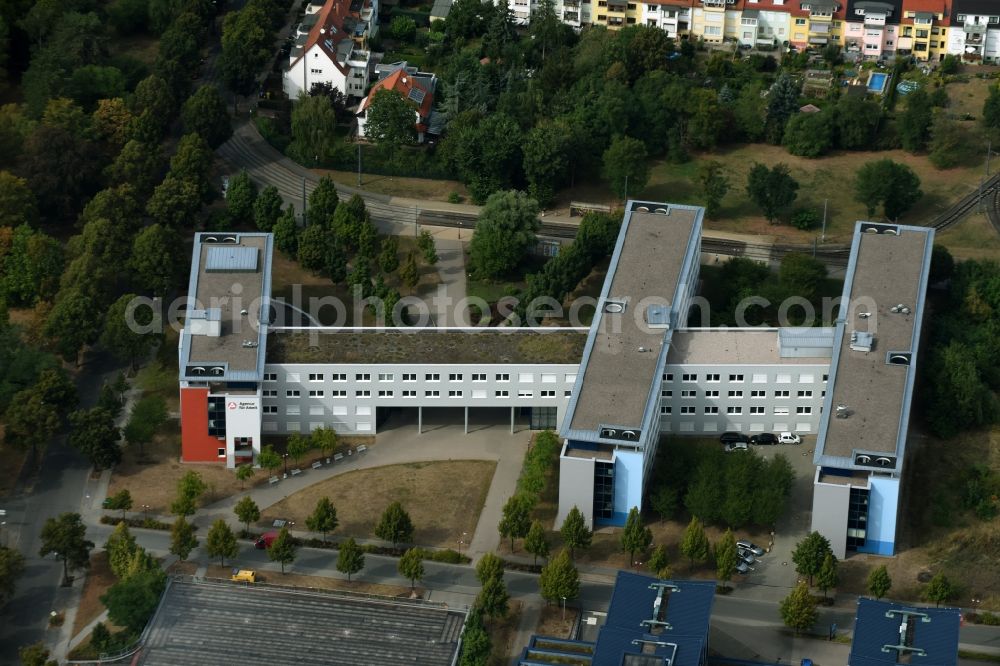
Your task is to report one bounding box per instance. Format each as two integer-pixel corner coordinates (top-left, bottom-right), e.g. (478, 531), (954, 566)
(945, 69), (999, 120)
(108, 421), (260, 514)
(262, 460), (496, 548)
(314, 168), (469, 203)
(488, 601), (523, 666)
(536, 605), (578, 639)
(71, 552), (117, 639)
(936, 211), (1000, 260)
(202, 564), (417, 597)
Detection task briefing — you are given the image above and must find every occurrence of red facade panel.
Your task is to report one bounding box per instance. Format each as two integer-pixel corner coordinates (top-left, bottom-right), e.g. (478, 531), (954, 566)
(180, 387), (222, 463)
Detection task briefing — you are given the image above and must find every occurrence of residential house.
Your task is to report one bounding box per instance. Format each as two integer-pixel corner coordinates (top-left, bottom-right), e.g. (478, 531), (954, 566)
(691, 0), (738, 42)
(558, 0), (592, 29)
(641, 0), (694, 37)
(947, 0), (1000, 64)
(356, 64), (438, 143)
(844, 0), (903, 60)
(282, 0), (378, 100)
(799, 0), (847, 49)
(735, 0), (794, 48)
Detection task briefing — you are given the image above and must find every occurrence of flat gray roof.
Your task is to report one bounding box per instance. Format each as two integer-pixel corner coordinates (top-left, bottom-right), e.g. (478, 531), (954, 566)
(140, 579), (465, 666)
(267, 329), (587, 365)
(568, 207), (700, 432)
(181, 233), (273, 382)
(666, 329), (830, 366)
(817, 224), (932, 465)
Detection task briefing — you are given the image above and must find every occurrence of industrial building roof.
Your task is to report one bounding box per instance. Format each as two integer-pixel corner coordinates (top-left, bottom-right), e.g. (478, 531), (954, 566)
(267, 328), (587, 365)
(814, 223), (933, 472)
(666, 328), (832, 365)
(564, 203), (702, 438)
(180, 233), (273, 382)
(848, 598), (960, 666)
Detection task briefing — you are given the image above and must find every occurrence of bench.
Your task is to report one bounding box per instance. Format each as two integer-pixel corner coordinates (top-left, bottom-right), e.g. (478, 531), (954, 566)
(356, 444), (368, 454)
(268, 476), (279, 485)
(290, 468), (302, 477)
(333, 453), (344, 462)
(311, 461), (322, 470)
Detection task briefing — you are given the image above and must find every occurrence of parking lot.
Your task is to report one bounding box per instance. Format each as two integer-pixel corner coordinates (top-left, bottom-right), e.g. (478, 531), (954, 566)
(139, 579), (466, 666)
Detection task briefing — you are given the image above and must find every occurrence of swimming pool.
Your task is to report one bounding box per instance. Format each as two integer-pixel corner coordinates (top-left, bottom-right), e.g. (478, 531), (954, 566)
(867, 72), (888, 94)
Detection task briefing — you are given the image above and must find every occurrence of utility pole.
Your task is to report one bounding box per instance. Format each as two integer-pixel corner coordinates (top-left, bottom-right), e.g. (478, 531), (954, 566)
(624, 174), (629, 203)
(980, 139), (992, 214)
(302, 177), (307, 227)
(821, 198), (827, 243)
(357, 143), (362, 188)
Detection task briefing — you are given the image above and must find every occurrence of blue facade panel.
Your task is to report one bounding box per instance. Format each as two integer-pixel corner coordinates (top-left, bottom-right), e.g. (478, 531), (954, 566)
(612, 450), (644, 525)
(859, 476), (899, 556)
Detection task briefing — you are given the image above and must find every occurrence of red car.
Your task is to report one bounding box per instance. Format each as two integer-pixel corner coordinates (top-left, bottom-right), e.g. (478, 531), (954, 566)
(254, 531), (278, 549)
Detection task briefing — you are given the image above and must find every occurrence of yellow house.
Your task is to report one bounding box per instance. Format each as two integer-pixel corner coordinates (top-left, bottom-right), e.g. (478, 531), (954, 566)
(691, 0), (737, 43)
(898, 1), (949, 62)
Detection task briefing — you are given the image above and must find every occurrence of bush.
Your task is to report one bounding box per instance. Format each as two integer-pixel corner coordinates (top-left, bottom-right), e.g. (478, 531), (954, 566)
(100, 515), (172, 531)
(517, 430), (562, 500)
(791, 209), (820, 231)
(447, 192), (463, 204)
(389, 16), (417, 42)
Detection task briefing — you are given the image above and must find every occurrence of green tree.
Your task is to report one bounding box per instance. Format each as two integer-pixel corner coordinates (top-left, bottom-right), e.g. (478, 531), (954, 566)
(0, 171), (37, 228)
(297, 224), (332, 273)
(418, 230), (438, 265)
(477, 573), (510, 621)
(928, 113), (965, 169)
(106, 140), (163, 197)
(685, 458), (724, 524)
(698, 160), (729, 219)
(375, 501), (414, 547)
(131, 75), (176, 141)
(539, 548), (580, 603)
(1, 224), (63, 306)
(235, 464), (254, 489)
(715, 528), (738, 590)
(169, 133), (214, 201)
(522, 119), (571, 206)
(458, 608), (491, 666)
(253, 185), (283, 232)
(169, 516), (198, 561)
(130, 224), (182, 296)
(68, 407), (121, 471)
(765, 72), (802, 143)
(182, 84), (232, 148)
(469, 190), (539, 279)
(602, 135), (648, 199)
(984, 84), (1000, 134)
(286, 432), (311, 466)
(273, 206), (299, 256)
(734, 81), (767, 142)
(106, 489), (133, 521)
(791, 531), (832, 586)
(268, 526), (297, 573)
(399, 252), (420, 290)
(100, 293), (158, 370)
(498, 494), (532, 552)
(389, 15), (417, 41)
(854, 159), (922, 220)
(290, 94), (340, 165)
(483, 0), (516, 59)
(4, 389), (60, 455)
(101, 568), (166, 633)
(866, 564), (892, 600)
(780, 581), (818, 635)
(899, 88), (934, 152)
(220, 4), (273, 104)
(648, 544), (670, 579)
(835, 95), (881, 150)
(398, 548), (425, 590)
(752, 454), (795, 526)
(226, 169), (257, 223)
(306, 497), (339, 541)
(816, 551), (839, 598)
(475, 552), (505, 587)
(559, 506), (592, 559)
(336, 536), (364, 580)
(783, 111), (834, 158)
(680, 517), (709, 571)
(922, 572), (955, 607)
(310, 425), (340, 458)
(308, 176), (340, 228)
(621, 506), (653, 566)
(206, 519), (239, 566)
(438, 110), (522, 202)
(91, 98), (134, 147)
(524, 519), (550, 566)
(746, 162), (799, 224)
(123, 395), (167, 458)
(105, 521), (138, 579)
(170, 470), (207, 517)
(39, 512), (94, 585)
(379, 235), (400, 274)
(649, 485), (679, 523)
(929, 244), (955, 284)
(234, 496), (261, 534)
(779, 253), (828, 303)
(147, 175), (202, 228)
(0, 545), (24, 608)
(364, 89), (417, 149)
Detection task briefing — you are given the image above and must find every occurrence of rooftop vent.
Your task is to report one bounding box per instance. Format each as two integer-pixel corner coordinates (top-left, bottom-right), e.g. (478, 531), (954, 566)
(860, 223), (900, 235)
(836, 404), (850, 419)
(858, 311), (871, 319)
(855, 452), (897, 468)
(889, 304), (911, 315)
(604, 299), (628, 314)
(645, 304), (670, 329)
(201, 234), (239, 243)
(850, 330), (874, 353)
(887, 352), (911, 366)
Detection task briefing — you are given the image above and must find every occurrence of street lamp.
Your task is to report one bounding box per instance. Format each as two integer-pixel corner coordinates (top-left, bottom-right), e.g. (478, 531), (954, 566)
(458, 531), (468, 555)
(142, 504), (150, 522)
(561, 596), (568, 621)
(282, 453), (289, 478)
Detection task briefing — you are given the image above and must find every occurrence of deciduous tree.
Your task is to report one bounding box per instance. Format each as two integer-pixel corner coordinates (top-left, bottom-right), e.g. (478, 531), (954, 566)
(648, 544), (670, 579)
(39, 512), (93, 585)
(715, 528), (738, 590)
(680, 517), (709, 571)
(102, 568), (166, 633)
(746, 162), (799, 224)
(559, 506), (592, 559)
(253, 185), (283, 232)
(68, 407), (121, 470)
(234, 496), (261, 534)
(205, 519), (239, 566)
(458, 608), (491, 665)
(469, 190), (539, 279)
(170, 516), (198, 561)
(524, 520), (549, 566)
(498, 494), (532, 552)
(182, 85), (232, 148)
(854, 159), (922, 221)
(0, 171), (37, 228)
(101, 294), (158, 370)
(816, 551), (839, 598)
(922, 572), (955, 607)
(780, 581), (818, 635)
(130, 224), (182, 297)
(398, 548), (425, 590)
(105, 489), (133, 521)
(226, 169), (257, 223)
(791, 531), (831, 586)
(290, 94), (340, 165)
(335, 536), (363, 580)
(273, 206), (299, 256)
(621, 506), (653, 566)
(539, 549), (579, 603)
(375, 501), (414, 547)
(123, 395), (167, 458)
(866, 564), (892, 599)
(698, 161), (729, 219)
(0, 545), (26, 609)
(306, 497), (339, 541)
(171, 470), (207, 517)
(602, 135), (648, 199)
(899, 88), (933, 152)
(364, 89), (417, 149)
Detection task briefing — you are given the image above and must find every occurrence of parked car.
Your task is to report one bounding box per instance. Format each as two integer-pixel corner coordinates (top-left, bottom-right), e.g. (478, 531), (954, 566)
(735, 560), (750, 574)
(254, 531), (279, 549)
(750, 433), (778, 446)
(720, 432), (749, 445)
(737, 540), (765, 556)
(737, 547), (756, 564)
(778, 432), (802, 445)
(231, 569), (256, 582)
(724, 442), (749, 453)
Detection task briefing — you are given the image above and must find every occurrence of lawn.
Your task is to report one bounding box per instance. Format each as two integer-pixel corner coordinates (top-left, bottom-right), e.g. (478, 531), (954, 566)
(200, 565), (415, 596)
(71, 551), (119, 639)
(944, 69), (998, 121)
(936, 210), (1000, 260)
(535, 605), (579, 640)
(135, 328), (181, 414)
(465, 255), (548, 306)
(489, 601), (523, 666)
(261, 460), (497, 548)
(314, 168), (468, 203)
(107, 420), (263, 514)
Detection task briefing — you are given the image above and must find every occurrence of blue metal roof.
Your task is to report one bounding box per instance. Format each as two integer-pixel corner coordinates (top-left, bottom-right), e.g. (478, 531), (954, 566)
(849, 598), (960, 666)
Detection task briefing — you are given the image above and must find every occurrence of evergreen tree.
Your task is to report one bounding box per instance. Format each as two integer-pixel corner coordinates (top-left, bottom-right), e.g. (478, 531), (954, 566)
(620, 506), (653, 566)
(378, 235), (400, 274)
(538, 549), (580, 603)
(866, 564), (892, 600)
(399, 252), (420, 290)
(559, 506), (592, 559)
(524, 519), (550, 566)
(715, 528), (738, 590)
(205, 519), (238, 566)
(336, 537), (364, 581)
(765, 72), (801, 143)
(816, 551), (839, 598)
(680, 517), (709, 571)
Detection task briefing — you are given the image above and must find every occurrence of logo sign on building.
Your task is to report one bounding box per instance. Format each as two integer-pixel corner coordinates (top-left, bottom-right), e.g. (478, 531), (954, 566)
(228, 400), (258, 411)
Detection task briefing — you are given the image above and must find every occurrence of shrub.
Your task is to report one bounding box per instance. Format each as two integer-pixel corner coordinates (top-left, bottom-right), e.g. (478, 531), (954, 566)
(447, 192), (463, 204)
(791, 209), (820, 231)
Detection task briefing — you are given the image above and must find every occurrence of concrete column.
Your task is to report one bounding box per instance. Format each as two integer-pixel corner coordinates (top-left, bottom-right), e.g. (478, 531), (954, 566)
(511, 407), (515, 435)
(464, 406), (468, 435)
(418, 406), (422, 435)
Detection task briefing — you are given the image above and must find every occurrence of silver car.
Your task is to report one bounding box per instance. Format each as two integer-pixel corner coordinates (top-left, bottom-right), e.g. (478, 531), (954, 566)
(737, 547), (756, 564)
(737, 540), (765, 556)
(735, 560), (750, 574)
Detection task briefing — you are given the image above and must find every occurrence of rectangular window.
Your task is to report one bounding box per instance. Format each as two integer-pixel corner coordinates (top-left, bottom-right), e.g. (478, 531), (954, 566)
(356, 405), (371, 416)
(472, 389), (487, 399)
(822, 374), (829, 383)
(798, 390), (813, 398)
(354, 389), (371, 398)
(661, 406), (672, 415)
(681, 390), (697, 398)
(425, 390), (440, 397)
(518, 373), (534, 383)
(751, 390), (765, 398)
(472, 373), (486, 382)
(680, 406), (695, 415)
(706, 373), (721, 382)
(309, 405), (323, 416)
(330, 390), (346, 397)
(727, 406), (743, 415)
(402, 390), (416, 397)
(426, 373), (440, 382)
(263, 372), (277, 382)
(355, 373), (370, 382)
(750, 406), (765, 415)
(332, 405), (347, 415)
(331, 373), (346, 381)
(541, 374), (556, 383)
(729, 374), (744, 382)
(751, 373), (767, 384)
(263, 405), (278, 414)
(286, 390), (300, 398)
(795, 17), (806, 24)
(799, 374), (814, 384)
(218, 447), (226, 457)
(661, 390), (673, 398)
(682, 373), (697, 382)
(775, 390), (790, 398)
(286, 372), (300, 383)
(776, 374), (791, 384)
(263, 389), (277, 397)
(378, 390), (394, 398)
(564, 390), (572, 397)
(704, 406), (719, 414)
(449, 373), (463, 382)
(774, 407), (790, 416)
(496, 373), (510, 382)
(541, 390), (555, 397)
(728, 390), (743, 398)
(705, 390), (719, 398)
(308, 390), (324, 398)
(495, 390), (509, 398)
(565, 373), (577, 383)
(518, 389), (533, 398)
(308, 373), (324, 381)
(402, 373), (416, 382)
(663, 373), (674, 381)
(286, 405), (300, 416)
(378, 373), (394, 382)
(449, 390), (463, 398)
(797, 406), (812, 415)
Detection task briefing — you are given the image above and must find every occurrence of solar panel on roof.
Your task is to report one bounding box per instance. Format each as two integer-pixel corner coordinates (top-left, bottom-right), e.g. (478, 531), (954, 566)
(408, 88), (426, 104)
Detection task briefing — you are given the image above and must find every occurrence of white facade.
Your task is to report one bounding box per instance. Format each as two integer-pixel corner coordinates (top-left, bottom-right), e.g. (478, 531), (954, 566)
(284, 43), (373, 100)
(641, 3), (692, 37)
(947, 14), (1000, 63)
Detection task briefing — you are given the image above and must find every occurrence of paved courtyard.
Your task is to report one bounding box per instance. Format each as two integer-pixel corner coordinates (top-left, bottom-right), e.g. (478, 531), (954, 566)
(139, 579), (466, 666)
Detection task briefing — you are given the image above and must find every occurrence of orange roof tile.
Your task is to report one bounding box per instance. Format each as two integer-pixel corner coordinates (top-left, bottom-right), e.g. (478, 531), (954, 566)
(358, 69), (434, 121)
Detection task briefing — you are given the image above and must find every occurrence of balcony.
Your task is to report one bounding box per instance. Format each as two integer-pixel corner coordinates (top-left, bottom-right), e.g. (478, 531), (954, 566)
(563, 10), (579, 21)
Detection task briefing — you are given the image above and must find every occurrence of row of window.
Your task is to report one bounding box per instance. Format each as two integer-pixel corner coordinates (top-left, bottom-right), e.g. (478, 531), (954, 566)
(664, 373), (827, 384)
(265, 388), (569, 405)
(266, 372), (577, 384)
(661, 406), (813, 415)
(664, 389), (820, 399)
